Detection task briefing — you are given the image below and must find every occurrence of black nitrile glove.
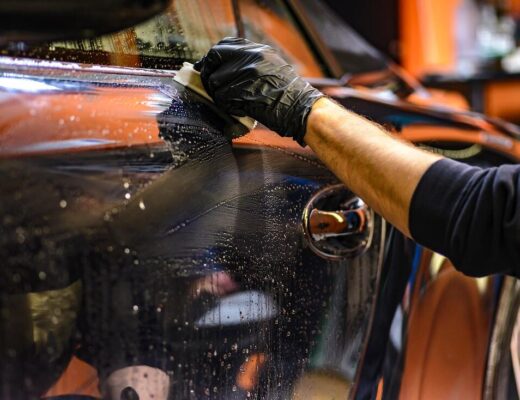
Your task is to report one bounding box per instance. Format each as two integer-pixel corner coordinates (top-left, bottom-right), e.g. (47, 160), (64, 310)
(194, 37), (324, 146)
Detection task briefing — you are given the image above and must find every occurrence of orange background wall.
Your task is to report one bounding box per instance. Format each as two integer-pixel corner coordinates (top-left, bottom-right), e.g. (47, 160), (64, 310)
(399, 0), (461, 76)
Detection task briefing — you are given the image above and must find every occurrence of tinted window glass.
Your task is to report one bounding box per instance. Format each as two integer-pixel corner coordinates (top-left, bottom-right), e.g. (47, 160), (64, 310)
(1, 0), (237, 70)
(240, 0), (325, 77)
(1, 0), (326, 77)
(296, 0), (389, 74)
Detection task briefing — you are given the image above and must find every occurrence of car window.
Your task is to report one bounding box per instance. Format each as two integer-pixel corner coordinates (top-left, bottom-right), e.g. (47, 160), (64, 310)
(295, 0), (388, 75)
(239, 0), (325, 77)
(294, 0), (419, 97)
(0, 0), (326, 77)
(1, 0), (237, 70)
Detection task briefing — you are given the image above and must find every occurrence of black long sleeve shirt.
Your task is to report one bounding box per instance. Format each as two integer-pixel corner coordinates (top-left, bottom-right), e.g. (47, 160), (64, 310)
(409, 158), (520, 277)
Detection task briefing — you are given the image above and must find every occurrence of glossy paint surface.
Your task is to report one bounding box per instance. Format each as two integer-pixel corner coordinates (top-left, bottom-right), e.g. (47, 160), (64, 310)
(3, 1), (520, 398)
(0, 65), (385, 399)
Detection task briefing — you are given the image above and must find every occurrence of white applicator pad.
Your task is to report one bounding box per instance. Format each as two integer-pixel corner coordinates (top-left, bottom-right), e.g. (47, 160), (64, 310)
(173, 62), (257, 131)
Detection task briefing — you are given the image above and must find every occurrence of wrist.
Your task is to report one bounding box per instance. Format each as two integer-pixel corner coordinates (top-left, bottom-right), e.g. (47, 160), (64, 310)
(304, 97), (337, 144)
(290, 90), (327, 146)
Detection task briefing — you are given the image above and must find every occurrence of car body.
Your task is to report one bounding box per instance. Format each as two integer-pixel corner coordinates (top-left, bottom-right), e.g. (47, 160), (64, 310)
(0, 1), (519, 399)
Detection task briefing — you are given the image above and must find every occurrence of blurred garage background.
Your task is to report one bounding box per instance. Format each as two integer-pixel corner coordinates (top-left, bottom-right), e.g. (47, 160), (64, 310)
(328, 0), (520, 123)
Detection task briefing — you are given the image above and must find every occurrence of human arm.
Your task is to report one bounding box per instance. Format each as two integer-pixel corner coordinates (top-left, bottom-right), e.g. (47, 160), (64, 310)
(304, 97), (441, 237)
(305, 98), (520, 277)
(195, 38), (520, 276)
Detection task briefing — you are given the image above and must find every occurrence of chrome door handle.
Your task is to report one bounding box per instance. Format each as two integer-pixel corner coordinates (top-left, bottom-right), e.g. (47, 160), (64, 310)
(303, 185), (374, 260)
(309, 207), (368, 239)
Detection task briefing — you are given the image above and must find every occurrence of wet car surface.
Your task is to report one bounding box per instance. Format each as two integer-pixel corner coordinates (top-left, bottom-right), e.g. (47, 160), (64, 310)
(2, 1), (520, 399)
(0, 58), (385, 398)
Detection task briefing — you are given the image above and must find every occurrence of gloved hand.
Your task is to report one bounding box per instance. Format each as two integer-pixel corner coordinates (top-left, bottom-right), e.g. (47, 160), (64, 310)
(194, 37), (324, 146)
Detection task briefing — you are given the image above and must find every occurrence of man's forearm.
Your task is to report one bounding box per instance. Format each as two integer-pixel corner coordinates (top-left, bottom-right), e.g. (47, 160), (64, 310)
(196, 38), (520, 276)
(304, 98), (442, 237)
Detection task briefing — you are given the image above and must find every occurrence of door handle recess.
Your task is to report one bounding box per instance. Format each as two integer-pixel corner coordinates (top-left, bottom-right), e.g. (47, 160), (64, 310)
(302, 185), (374, 260)
(309, 208), (368, 239)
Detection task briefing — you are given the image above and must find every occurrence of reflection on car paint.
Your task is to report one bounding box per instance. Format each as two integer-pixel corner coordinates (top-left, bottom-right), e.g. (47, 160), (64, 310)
(15, 138), (118, 153)
(3, 0), (520, 396)
(0, 80), (170, 157)
(195, 291), (279, 327)
(484, 277), (520, 399)
(0, 77), (61, 92)
(0, 68), (386, 399)
(357, 236), (501, 400)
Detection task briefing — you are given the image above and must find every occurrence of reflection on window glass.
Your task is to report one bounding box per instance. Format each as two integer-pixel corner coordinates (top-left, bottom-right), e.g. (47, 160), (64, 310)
(240, 0), (325, 77)
(296, 0), (388, 75)
(0, 0), (327, 77)
(1, 0), (236, 69)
